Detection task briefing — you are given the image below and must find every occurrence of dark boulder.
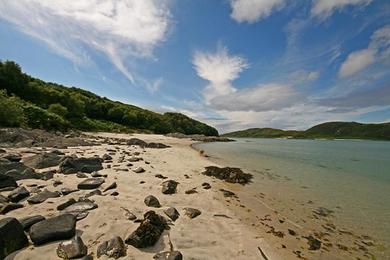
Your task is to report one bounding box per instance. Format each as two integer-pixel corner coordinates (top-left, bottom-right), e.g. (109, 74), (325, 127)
(57, 235), (88, 259)
(144, 195), (161, 208)
(133, 167), (145, 173)
(0, 203), (23, 214)
(2, 153), (22, 162)
(161, 180), (178, 195)
(77, 178), (105, 190)
(0, 162), (39, 180)
(127, 138), (148, 147)
(27, 189), (61, 204)
(202, 166), (252, 184)
(60, 187), (79, 196)
(23, 152), (63, 169)
(29, 214), (77, 245)
(163, 207), (180, 221)
(125, 211), (168, 248)
(60, 157), (103, 174)
(146, 143), (170, 149)
(8, 186), (30, 202)
(0, 174), (17, 189)
(97, 236), (126, 259)
(102, 154), (112, 161)
(154, 251), (183, 260)
(304, 235), (322, 250)
(19, 215), (46, 230)
(0, 218), (28, 259)
(57, 198), (77, 211)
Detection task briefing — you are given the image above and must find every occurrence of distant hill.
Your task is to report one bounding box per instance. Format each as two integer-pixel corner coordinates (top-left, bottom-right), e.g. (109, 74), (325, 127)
(0, 60), (218, 136)
(223, 122), (390, 140)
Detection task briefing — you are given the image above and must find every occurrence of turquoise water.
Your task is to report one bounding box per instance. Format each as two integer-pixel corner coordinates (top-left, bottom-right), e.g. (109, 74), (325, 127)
(195, 138), (390, 253)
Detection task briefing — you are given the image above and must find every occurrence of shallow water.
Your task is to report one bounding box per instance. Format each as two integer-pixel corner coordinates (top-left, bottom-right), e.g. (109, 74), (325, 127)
(195, 138), (390, 257)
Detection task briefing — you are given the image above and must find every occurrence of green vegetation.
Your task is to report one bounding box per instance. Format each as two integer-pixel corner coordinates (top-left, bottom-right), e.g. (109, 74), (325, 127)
(223, 122), (390, 140)
(0, 60), (218, 136)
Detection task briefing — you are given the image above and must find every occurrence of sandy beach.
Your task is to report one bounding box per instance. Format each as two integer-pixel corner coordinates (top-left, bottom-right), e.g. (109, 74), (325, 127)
(1, 133), (282, 260)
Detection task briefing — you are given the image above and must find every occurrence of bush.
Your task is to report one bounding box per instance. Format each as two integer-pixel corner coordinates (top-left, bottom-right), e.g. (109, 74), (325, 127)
(0, 90), (25, 127)
(48, 103), (68, 117)
(23, 104), (70, 131)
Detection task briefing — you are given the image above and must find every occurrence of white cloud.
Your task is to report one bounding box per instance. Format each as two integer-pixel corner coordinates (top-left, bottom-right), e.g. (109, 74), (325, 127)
(307, 71), (320, 81)
(192, 46), (248, 103)
(230, 0), (285, 23)
(0, 0), (171, 86)
(339, 25), (390, 78)
(311, 0), (372, 19)
(210, 84), (302, 112)
(339, 48), (376, 78)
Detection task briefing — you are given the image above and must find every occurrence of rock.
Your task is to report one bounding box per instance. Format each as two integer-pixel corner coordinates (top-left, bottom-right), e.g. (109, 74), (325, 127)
(41, 170), (55, 180)
(76, 172), (88, 178)
(57, 198), (77, 210)
(304, 235), (322, 250)
(51, 149), (65, 155)
(61, 187), (79, 196)
(146, 143), (170, 149)
(183, 208), (201, 219)
(84, 189), (102, 198)
(0, 174), (17, 189)
(28, 189), (61, 204)
(163, 207), (180, 221)
(121, 208), (137, 221)
(133, 167), (145, 173)
(57, 235), (88, 259)
(202, 166), (252, 184)
(125, 211), (168, 248)
(29, 214), (77, 245)
(77, 178), (105, 190)
(161, 180), (178, 194)
(185, 188), (197, 194)
(23, 152), (63, 169)
(8, 186), (30, 202)
(128, 157), (142, 162)
(0, 162), (39, 180)
(0, 149), (6, 153)
(313, 207), (333, 217)
(0, 194), (8, 203)
(65, 210), (89, 221)
(127, 138), (148, 147)
(288, 229), (297, 236)
(144, 195), (161, 208)
(0, 203), (23, 214)
(220, 189), (236, 197)
(155, 174), (167, 179)
(153, 251), (183, 260)
(111, 191), (119, 196)
(202, 182), (211, 189)
(91, 171), (107, 178)
(0, 218), (28, 259)
(2, 153), (22, 162)
(53, 180), (63, 187)
(62, 201), (98, 213)
(102, 154), (112, 161)
(60, 157), (103, 174)
(103, 182), (117, 192)
(97, 236), (126, 259)
(19, 215), (45, 230)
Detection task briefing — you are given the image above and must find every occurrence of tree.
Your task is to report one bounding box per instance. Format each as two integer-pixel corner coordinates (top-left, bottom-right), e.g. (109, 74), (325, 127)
(0, 90), (25, 127)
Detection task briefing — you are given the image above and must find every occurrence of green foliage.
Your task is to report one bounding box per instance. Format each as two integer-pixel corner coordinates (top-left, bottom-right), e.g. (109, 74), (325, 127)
(23, 104), (70, 130)
(48, 103), (68, 117)
(0, 60), (219, 135)
(0, 90), (25, 127)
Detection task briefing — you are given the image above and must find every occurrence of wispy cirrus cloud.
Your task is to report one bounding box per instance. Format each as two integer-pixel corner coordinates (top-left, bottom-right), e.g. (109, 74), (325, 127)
(311, 0), (372, 19)
(0, 0), (171, 90)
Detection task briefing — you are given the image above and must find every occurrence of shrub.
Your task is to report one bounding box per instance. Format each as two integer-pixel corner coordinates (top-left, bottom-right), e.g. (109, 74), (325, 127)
(0, 90), (25, 126)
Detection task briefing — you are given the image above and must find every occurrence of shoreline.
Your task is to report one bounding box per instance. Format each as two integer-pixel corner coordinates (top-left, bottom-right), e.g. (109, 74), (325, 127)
(1, 132), (280, 259)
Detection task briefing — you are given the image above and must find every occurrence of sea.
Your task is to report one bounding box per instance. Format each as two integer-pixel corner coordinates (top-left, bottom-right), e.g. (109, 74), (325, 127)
(194, 138), (390, 258)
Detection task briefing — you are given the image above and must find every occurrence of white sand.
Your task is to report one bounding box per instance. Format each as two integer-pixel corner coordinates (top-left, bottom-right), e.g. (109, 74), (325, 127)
(2, 133), (282, 260)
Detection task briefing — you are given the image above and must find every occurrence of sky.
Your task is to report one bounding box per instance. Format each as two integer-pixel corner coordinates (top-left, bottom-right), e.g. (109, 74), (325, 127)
(0, 0), (389, 133)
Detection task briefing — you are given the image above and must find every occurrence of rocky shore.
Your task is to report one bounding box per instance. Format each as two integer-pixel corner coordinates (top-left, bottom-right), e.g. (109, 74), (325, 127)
(0, 130), (269, 260)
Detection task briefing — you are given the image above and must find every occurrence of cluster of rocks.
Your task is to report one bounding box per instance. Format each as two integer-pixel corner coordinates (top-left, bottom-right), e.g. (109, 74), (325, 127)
(202, 166), (253, 184)
(127, 138), (170, 149)
(166, 133), (234, 142)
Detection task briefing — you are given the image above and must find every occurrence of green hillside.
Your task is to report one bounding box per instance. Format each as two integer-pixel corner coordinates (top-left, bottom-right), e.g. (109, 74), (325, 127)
(223, 122), (390, 140)
(0, 60), (218, 136)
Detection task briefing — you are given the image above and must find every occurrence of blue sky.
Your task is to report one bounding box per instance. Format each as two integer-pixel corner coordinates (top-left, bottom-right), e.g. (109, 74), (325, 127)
(0, 0), (389, 133)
